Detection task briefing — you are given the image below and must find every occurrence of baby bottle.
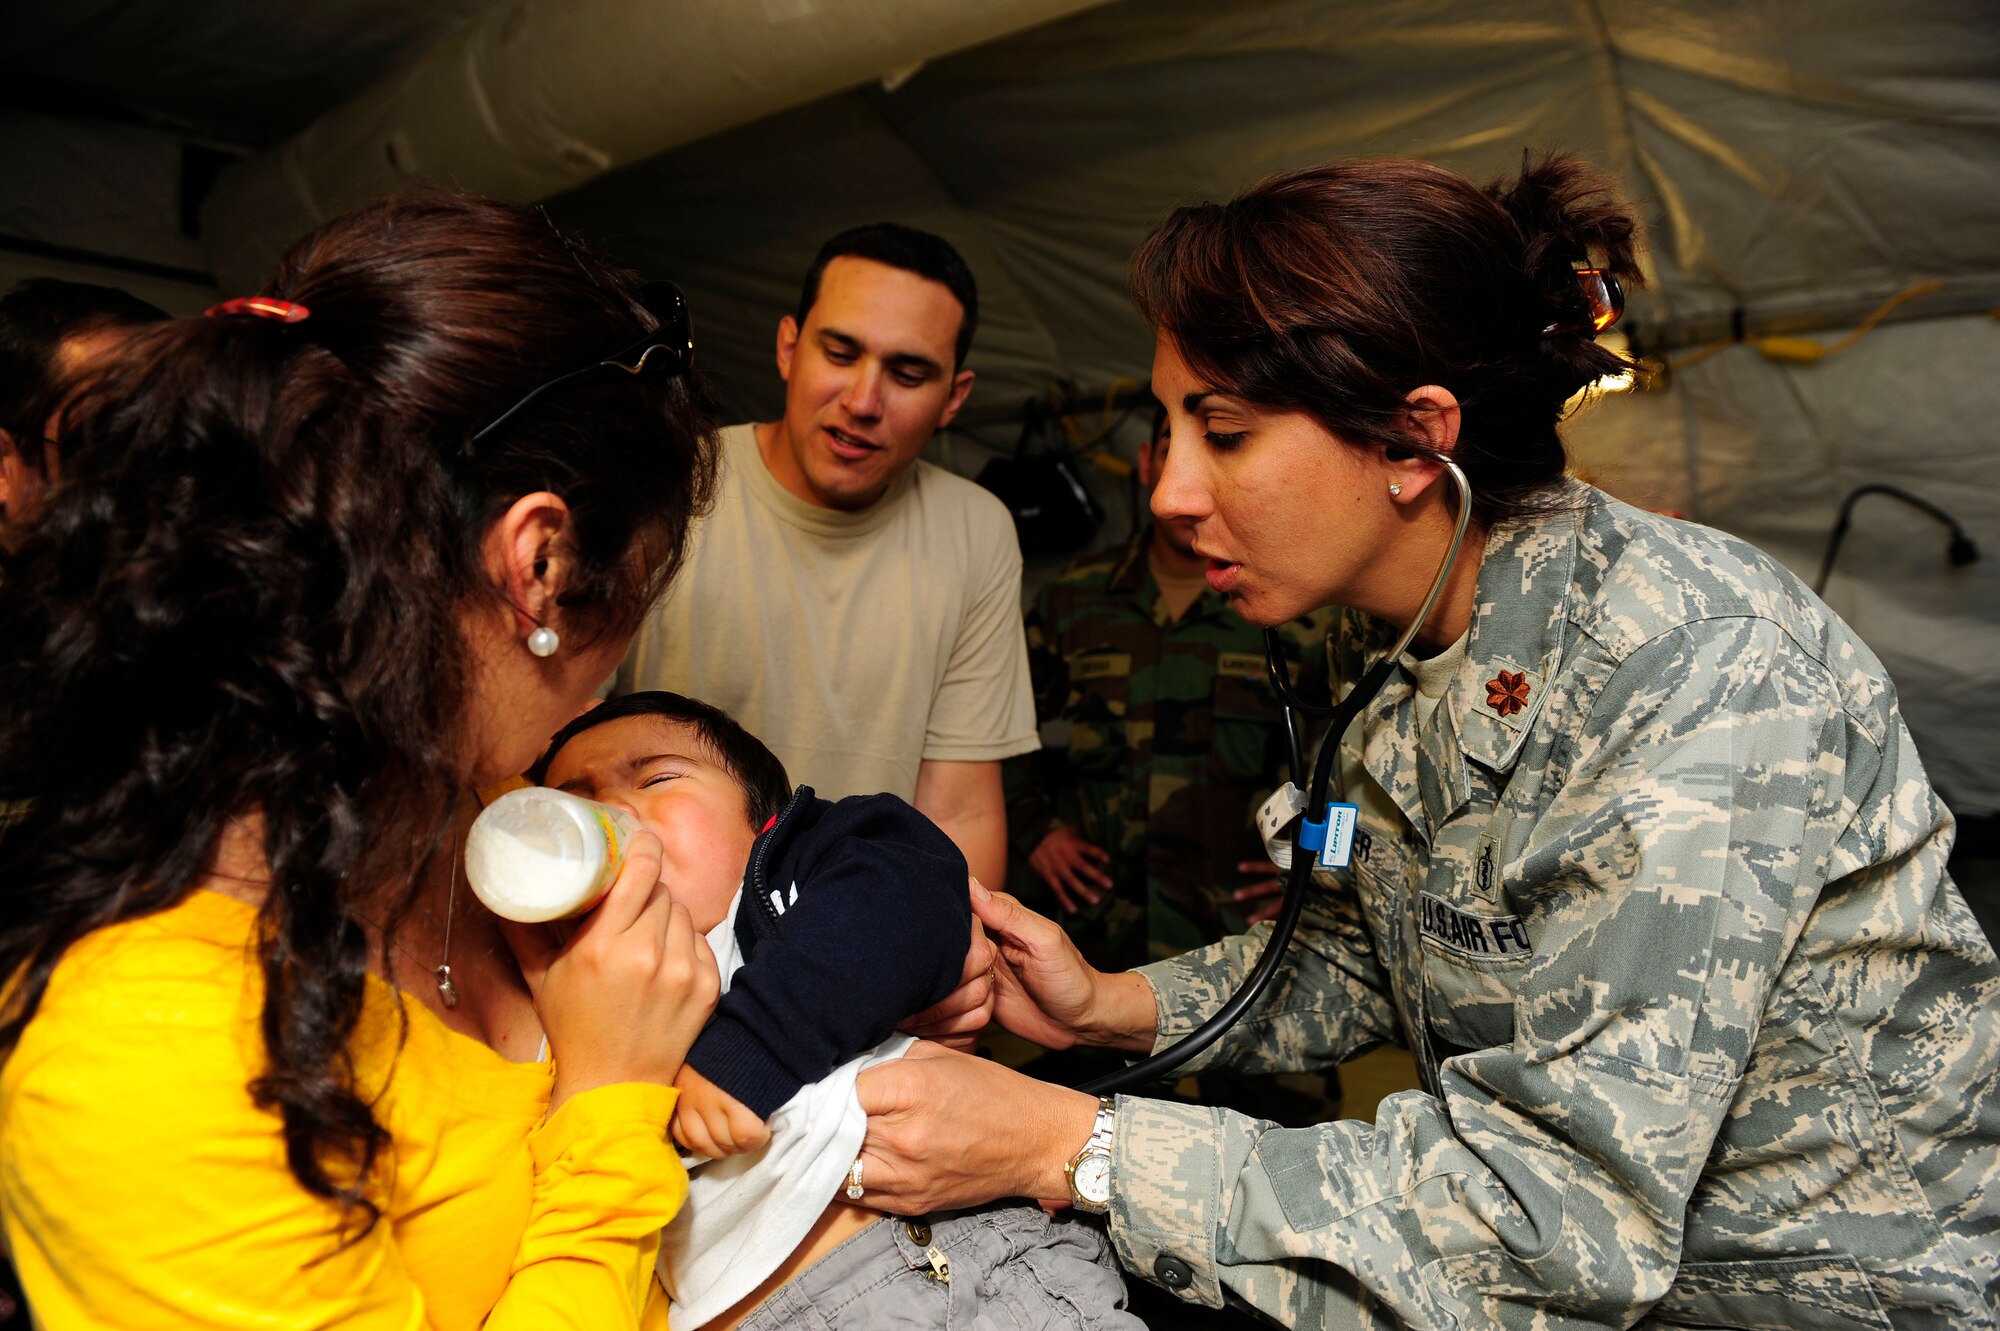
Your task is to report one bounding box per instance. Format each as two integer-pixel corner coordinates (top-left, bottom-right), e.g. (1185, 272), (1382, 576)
(464, 787), (641, 923)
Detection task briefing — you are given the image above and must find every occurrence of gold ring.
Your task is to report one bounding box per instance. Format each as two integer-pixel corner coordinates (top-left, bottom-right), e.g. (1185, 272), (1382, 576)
(846, 1154), (865, 1201)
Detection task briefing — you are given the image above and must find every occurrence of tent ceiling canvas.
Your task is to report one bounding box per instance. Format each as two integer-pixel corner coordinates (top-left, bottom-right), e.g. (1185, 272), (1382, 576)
(1, 0), (1995, 810)
(0, 0), (495, 147)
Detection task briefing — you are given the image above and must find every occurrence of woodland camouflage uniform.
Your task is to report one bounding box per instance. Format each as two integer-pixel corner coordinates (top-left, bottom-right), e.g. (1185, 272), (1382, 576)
(1107, 486), (2000, 1329)
(1005, 524), (1334, 970)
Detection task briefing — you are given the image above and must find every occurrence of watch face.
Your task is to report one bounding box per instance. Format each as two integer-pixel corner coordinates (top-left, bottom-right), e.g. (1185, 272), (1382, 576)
(1073, 1152), (1112, 1204)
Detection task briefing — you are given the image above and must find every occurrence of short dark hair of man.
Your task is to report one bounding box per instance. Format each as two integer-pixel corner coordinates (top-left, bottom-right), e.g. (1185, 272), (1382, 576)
(0, 279), (167, 441)
(531, 690), (794, 831)
(795, 223), (979, 371)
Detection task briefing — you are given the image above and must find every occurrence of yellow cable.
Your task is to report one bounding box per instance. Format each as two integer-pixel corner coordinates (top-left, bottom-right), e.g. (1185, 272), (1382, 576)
(1056, 377), (1142, 451)
(1664, 281), (1944, 371)
(1755, 280), (1943, 364)
(1665, 339), (1732, 373)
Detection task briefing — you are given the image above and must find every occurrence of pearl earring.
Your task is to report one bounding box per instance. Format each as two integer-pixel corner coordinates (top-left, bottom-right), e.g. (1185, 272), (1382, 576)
(526, 625), (560, 658)
(1389, 483), (1403, 497)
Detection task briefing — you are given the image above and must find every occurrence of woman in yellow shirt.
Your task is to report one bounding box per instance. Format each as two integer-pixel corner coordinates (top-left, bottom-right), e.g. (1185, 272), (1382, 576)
(0, 192), (720, 1329)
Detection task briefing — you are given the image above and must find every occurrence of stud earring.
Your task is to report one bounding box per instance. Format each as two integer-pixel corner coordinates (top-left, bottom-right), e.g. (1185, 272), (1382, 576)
(526, 625), (560, 658)
(1389, 483), (1403, 497)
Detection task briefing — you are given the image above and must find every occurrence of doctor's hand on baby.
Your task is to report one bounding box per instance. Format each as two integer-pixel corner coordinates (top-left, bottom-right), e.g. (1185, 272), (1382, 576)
(953, 881), (1156, 1055)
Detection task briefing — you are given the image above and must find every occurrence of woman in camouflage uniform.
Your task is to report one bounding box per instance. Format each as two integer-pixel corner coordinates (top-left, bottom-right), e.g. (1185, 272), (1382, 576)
(857, 153), (2000, 1330)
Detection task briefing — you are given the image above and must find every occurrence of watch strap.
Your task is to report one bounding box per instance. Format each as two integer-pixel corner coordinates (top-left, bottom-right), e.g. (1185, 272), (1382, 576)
(1087, 1096), (1116, 1150)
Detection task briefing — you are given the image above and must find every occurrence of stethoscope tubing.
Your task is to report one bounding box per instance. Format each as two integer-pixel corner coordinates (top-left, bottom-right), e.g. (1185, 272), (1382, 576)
(1076, 462), (1472, 1097)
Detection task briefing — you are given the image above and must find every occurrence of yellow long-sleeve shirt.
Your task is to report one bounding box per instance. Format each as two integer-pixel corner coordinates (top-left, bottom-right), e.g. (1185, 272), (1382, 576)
(0, 890), (683, 1329)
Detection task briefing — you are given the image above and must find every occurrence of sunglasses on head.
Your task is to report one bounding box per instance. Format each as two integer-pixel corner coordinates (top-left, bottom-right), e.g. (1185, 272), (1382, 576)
(464, 281), (694, 456)
(1542, 268), (1625, 338)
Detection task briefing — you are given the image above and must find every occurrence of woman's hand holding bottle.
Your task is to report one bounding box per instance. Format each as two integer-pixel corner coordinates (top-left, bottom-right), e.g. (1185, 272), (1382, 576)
(500, 828), (719, 1112)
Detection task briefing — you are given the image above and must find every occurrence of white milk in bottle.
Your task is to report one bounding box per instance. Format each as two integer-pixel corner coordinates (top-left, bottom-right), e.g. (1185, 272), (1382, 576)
(464, 787), (640, 923)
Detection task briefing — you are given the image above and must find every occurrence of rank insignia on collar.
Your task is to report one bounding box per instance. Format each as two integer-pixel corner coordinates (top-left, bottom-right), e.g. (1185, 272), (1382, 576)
(1485, 669), (1531, 718)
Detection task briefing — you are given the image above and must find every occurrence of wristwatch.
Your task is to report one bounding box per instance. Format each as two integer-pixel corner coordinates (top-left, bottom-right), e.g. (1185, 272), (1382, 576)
(1064, 1096), (1117, 1214)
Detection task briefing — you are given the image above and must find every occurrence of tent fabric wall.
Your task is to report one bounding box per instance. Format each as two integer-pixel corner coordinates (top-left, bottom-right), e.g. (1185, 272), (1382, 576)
(196, 0), (1123, 292)
(0, 0), (492, 146)
(1566, 313), (2000, 811)
(0, 113), (214, 290)
(543, 0), (2000, 420)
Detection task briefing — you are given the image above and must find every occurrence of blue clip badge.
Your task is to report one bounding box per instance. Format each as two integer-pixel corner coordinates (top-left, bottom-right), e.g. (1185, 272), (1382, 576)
(1295, 803), (1360, 868)
(1316, 803), (1359, 869)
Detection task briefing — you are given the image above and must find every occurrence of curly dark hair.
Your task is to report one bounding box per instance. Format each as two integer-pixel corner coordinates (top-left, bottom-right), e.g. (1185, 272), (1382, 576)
(0, 277), (166, 443)
(1131, 151), (1643, 527)
(0, 192), (717, 1237)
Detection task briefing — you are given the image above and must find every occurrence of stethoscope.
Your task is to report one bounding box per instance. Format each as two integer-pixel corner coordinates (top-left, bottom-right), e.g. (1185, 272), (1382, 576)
(1077, 461), (1474, 1095)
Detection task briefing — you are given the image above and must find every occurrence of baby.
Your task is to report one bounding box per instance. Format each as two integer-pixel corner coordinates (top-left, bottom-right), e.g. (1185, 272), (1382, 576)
(531, 692), (1143, 1331)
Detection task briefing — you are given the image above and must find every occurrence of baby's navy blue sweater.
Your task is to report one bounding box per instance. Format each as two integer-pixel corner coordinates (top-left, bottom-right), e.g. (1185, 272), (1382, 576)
(684, 786), (972, 1119)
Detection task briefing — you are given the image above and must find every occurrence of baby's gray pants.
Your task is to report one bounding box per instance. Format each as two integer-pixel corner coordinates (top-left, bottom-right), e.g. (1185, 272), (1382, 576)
(734, 1203), (1146, 1330)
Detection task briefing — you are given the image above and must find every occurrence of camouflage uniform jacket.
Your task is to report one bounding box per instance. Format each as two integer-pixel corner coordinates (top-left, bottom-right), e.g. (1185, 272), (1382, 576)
(1110, 485), (2000, 1329)
(1005, 526), (1333, 966)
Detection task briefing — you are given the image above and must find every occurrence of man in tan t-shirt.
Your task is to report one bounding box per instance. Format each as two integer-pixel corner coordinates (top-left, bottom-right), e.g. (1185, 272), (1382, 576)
(618, 224), (1036, 885)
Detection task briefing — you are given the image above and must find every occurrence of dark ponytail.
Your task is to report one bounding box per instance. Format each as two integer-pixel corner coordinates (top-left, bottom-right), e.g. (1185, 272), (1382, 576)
(1493, 150), (1643, 406)
(0, 192), (717, 1237)
(1131, 151), (1644, 526)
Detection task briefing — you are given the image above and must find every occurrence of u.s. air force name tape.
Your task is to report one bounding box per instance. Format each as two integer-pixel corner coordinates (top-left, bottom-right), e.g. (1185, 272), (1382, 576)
(1419, 891), (1532, 957)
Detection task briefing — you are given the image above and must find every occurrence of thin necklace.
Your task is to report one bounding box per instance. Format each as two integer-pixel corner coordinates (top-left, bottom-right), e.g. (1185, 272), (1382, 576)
(434, 858), (460, 1009)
